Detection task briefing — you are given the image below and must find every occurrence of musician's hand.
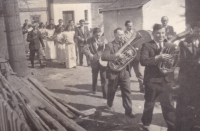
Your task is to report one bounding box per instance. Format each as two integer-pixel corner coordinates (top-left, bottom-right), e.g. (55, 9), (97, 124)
(116, 53), (125, 59)
(89, 54), (94, 59)
(155, 54), (173, 62)
(126, 50), (133, 56)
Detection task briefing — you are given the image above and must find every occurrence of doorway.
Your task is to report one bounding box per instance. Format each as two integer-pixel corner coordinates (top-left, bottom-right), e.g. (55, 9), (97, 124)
(63, 11), (74, 26)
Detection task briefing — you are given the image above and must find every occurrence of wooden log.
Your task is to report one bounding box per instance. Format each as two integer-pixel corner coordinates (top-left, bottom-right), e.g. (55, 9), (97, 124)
(18, 77), (54, 106)
(36, 109), (67, 131)
(37, 115), (52, 131)
(28, 77), (76, 119)
(27, 77), (69, 104)
(27, 77), (87, 117)
(0, 73), (27, 122)
(56, 99), (86, 117)
(0, 101), (6, 131)
(44, 106), (86, 131)
(16, 92), (46, 131)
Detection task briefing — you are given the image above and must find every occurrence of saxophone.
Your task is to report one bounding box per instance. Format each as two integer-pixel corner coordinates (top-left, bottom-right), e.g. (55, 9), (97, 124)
(158, 26), (193, 75)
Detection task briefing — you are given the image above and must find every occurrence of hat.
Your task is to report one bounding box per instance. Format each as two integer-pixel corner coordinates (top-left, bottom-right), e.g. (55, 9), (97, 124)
(32, 23), (39, 27)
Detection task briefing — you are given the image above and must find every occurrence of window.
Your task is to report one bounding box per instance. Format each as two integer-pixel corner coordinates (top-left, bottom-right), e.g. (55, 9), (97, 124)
(84, 10), (88, 21)
(30, 15), (41, 23)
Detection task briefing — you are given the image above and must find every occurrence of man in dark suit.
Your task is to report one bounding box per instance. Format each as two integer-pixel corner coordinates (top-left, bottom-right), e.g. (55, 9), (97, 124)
(161, 16), (176, 40)
(83, 28), (108, 98)
(75, 19), (90, 66)
(140, 24), (175, 131)
(124, 20), (144, 92)
(54, 19), (65, 34)
(27, 22), (45, 68)
(175, 23), (200, 131)
(101, 27), (135, 118)
(46, 19), (56, 30)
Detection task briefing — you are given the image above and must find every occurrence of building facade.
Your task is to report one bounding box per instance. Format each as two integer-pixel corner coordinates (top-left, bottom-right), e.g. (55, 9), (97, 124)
(50, 0), (115, 29)
(18, 0), (48, 25)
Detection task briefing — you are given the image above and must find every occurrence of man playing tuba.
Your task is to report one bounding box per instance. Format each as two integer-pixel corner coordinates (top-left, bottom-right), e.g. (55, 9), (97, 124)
(101, 27), (135, 118)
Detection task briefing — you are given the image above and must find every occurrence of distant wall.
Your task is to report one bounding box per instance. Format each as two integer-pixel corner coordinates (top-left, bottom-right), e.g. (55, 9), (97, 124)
(143, 0), (185, 33)
(103, 8), (143, 42)
(19, 11), (48, 25)
(51, 3), (92, 28)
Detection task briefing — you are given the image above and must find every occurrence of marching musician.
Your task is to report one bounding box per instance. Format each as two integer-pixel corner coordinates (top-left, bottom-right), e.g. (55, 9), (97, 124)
(124, 20), (144, 93)
(101, 27), (135, 118)
(27, 22), (46, 68)
(83, 28), (108, 98)
(161, 16), (176, 40)
(175, 22), (200, 131)
(140, 24), (175, 131)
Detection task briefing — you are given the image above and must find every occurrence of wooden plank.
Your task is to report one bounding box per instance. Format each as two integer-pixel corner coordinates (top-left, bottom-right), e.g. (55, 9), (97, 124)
(28, 77), (76, 119)
(0, 101), (6, 131)
(36, 109), (67, 131)
(27, 76), (69, 104)
(37, 115), (52, 131)
(57, 99), (87, 117)
(44, 106), (87, 131)
(16, 92), (46, 131)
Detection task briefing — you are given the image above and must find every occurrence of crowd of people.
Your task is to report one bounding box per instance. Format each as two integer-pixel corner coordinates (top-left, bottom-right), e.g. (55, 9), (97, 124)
(22, 15), (200, 131)
(22, 18), (91, 68)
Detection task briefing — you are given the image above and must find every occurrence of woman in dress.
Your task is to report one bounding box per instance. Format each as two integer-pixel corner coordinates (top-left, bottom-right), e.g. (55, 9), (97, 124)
(64, 25), (76, 68)
(38, 22), (46, 58)
(44, 19), (56, 61)
(54, 19), (66, 64)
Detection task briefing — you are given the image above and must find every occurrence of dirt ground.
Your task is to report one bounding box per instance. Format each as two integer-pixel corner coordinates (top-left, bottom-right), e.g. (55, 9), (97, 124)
(29, 57), (168, 131)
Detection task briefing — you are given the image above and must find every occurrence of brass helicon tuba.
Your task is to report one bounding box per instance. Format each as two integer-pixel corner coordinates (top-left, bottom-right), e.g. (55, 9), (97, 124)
(158, 26), (193, 75)
(108, 31), (150, 71)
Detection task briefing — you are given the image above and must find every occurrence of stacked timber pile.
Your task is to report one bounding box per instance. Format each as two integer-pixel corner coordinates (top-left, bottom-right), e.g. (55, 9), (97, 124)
(0, 59), (88, 131)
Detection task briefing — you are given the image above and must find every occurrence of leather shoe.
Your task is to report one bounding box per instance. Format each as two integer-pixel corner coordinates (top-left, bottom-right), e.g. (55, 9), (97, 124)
(125, 113), (135, 118)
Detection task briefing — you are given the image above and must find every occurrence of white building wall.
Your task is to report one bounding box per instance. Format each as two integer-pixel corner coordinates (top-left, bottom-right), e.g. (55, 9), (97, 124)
(143, 0), (185, 34)
(51, 3), (92, 28)
(20, 11), (48, 25)
(18, 0), (47, 8)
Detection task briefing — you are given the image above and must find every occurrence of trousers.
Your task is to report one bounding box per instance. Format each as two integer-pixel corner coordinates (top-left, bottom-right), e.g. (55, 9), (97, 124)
(107, 70), (132, 114)
(92, 64), (108, 98)
(141, 78), (175, 131)
(78, 46), (90, 65)
(131, 60), (143, 90)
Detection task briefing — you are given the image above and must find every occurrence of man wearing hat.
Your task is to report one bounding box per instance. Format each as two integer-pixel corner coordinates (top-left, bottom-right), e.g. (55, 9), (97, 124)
(27, 22), (45, 68)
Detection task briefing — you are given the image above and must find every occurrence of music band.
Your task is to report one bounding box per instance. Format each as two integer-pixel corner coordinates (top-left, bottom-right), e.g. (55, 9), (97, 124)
(25, 15), (200, 131)
(82, 15), (200, 131)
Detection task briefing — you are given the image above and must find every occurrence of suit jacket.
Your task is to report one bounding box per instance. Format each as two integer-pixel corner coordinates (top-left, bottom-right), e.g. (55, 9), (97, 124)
(101, 40), (131, 79)
(165, 25), (175, 39)
(46, 24), (56, 30)
(83, 37), (104, 68)
(140, 40), (172, 83)
(75, 26), (90, 46)
(27, 29), (45, 50)
(178, 36), (200, 86)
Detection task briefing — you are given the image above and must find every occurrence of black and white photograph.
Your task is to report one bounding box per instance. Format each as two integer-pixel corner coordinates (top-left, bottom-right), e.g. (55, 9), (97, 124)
(0, 0), (199, 131)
